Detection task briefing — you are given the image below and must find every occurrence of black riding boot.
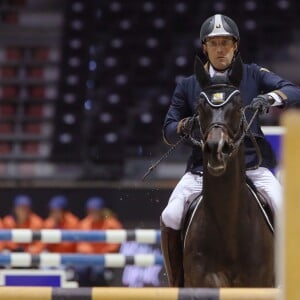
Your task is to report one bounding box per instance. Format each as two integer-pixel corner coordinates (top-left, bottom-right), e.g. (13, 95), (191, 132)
(160, 219), (184, 287)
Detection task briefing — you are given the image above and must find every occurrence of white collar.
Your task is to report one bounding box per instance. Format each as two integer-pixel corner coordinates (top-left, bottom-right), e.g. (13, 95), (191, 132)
(209, 64), (228, 78)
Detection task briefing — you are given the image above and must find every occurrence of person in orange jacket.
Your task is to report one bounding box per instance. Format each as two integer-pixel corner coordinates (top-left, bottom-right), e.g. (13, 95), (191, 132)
(77, 197), (123, 254)
(43, 195), (79, 253)
(0, 217), (4, 252)
(2, 195), (44, 253)
(76, 197), (123, 286)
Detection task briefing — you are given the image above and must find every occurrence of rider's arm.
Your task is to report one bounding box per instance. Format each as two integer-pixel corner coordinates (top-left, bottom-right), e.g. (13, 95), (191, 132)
(163, 79), (192, 145)
(257, 65), (300, 107)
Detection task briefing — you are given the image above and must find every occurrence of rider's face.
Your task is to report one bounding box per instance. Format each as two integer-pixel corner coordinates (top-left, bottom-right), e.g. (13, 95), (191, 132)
(203, 36), (237, 71)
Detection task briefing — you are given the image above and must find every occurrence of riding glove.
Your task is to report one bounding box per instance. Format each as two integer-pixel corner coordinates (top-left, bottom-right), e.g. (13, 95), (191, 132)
(250, 94), (275, 114)
(177, 117), (195, 136)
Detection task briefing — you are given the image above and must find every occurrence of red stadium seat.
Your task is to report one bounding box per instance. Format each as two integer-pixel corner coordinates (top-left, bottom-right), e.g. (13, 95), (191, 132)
(21, 142), (39, 154)
(0, 67), (18, 79)
(0, 123), (14, 134)
(6, 47), (23, 61)
(23, 122), (42, 134)
(25, 104), (44, 117)
(1, 86), (19, 98)
(33, 47), (49, 61)
(29, 86), (45, 98)
(0, 104), (16, 116)
(0, 142), (12, 155)
(27, 67), (44, 79)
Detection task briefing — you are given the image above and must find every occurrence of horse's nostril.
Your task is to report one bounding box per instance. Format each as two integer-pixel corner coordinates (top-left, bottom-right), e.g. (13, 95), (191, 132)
(204, 141), (215, 153)
(222, 142), (231, 154)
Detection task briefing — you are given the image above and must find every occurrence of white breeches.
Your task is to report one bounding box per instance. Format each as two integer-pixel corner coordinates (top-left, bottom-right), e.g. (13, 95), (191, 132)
(161, 167), (282, 230)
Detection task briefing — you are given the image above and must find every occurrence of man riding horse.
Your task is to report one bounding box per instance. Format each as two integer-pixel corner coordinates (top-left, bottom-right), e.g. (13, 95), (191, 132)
(161, 14), (300, 287)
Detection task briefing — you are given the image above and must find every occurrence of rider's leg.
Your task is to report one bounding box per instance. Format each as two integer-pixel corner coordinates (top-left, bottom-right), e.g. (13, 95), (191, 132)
(162, 172), (203, 230)
(161, 172), (203, 287)
(246, 167), (282, 214)
(160, 219), (184, 287)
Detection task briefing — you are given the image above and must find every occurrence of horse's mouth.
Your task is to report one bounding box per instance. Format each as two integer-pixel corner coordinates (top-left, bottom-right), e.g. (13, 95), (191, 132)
(204, 130), (231, 176)
(207, 161), (226, 176)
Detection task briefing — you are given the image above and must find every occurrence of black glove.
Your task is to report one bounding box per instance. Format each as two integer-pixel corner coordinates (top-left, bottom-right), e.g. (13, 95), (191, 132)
(177, 117), (195, 136)
(250, 94), (275, 114)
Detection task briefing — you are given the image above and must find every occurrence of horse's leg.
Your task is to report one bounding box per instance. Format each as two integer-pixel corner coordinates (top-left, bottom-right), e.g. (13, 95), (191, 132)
(184, 252), (232, 287)
(183, 253), (206, 287)
(244, 232), (274, 287)
(237, 199), (275, 287)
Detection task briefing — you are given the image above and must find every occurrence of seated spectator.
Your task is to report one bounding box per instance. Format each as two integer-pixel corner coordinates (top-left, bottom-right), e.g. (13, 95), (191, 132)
(44, 195), (79, 253)
(0, 218), (4, 252)
(77, 197), (123, 254)
(2, 195), (43, 253)
(76, 197), (123, 287)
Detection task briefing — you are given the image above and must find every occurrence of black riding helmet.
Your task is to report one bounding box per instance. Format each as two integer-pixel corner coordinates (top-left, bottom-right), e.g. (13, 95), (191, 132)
(200, 14), (239, 44)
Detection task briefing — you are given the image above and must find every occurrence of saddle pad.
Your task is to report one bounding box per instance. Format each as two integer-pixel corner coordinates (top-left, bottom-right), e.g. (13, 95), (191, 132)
(246, 183), (274, 233)
(181, 194), (202, 249)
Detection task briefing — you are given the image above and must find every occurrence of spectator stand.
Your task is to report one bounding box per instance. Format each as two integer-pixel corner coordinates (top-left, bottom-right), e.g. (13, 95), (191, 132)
(0, 0), (62, 178)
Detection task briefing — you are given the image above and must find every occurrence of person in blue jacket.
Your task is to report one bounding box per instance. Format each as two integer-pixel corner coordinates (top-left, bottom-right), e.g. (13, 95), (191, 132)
(160, 14), (300, 287)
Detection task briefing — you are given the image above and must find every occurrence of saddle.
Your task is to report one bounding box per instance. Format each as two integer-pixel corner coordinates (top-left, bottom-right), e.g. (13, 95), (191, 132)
(181, 194), (202, 244)
(245, 176), (274, 230)
(181, 177), (274, 245)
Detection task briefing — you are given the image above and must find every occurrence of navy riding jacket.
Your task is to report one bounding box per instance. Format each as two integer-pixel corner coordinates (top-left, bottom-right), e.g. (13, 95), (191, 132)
(163, 63), (300, 174)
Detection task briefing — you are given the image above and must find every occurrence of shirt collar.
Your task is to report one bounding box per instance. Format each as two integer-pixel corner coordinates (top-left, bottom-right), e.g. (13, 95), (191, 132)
(209, 64), (228, 78)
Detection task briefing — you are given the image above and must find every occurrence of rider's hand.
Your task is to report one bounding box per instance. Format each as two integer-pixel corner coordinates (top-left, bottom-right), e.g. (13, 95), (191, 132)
(177, 117), (195, 136)
(250, 94), (275, 114)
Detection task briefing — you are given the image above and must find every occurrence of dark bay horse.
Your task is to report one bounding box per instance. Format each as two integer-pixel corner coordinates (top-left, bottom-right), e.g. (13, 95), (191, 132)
(183, 55), (274, 287)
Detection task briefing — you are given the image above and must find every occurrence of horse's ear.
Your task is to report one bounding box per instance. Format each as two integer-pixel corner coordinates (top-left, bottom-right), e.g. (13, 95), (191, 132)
(194, 55), (210, 88)
(228, 53), (243, 87)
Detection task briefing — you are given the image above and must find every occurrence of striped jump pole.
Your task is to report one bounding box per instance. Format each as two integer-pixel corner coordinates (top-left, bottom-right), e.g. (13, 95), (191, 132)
(0, 287), (278, 300)
(0, 229), (161, 244)
(0, 253), (164, 268)
(279, 111), (300, 300)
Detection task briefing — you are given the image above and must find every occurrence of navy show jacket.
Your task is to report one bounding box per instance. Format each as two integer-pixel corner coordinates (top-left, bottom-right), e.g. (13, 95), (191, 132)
(163, 63), (300, 174)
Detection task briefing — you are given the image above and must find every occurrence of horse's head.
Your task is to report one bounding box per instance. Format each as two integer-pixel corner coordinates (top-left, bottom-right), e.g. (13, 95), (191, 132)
(194, 54), (244, 176)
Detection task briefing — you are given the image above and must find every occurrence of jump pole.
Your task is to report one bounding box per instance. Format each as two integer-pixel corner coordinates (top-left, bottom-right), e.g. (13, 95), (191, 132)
(0, 287), (278, 300)
(279, 110), (300, 300)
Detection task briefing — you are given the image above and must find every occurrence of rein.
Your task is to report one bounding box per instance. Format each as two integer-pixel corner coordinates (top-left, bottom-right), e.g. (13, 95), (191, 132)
(142, 108), (261, 181)
(189, 106), (262, 170)
(242, 106), (262, 170)
(141, 133), (189, 181)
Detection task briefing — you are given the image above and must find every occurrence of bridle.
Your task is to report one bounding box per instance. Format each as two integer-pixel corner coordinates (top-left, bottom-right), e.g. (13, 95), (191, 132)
(142, 87), (262, 181)
(190, 100), (262, 170)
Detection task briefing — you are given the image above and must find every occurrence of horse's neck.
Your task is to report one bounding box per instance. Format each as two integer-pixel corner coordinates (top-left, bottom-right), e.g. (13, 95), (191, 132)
(202, 147), (247, 256)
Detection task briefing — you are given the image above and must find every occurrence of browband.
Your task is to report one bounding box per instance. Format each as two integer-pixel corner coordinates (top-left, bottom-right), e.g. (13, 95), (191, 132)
(200, 89), (240, 108)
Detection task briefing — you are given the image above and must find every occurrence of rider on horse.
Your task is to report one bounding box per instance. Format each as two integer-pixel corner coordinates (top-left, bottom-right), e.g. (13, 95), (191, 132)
(161, 14), (300, 287)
